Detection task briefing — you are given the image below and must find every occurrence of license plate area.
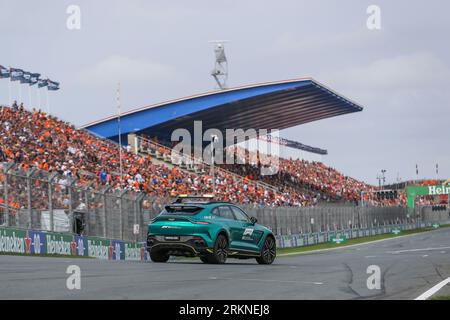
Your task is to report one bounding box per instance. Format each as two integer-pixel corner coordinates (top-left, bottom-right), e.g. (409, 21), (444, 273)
(164, 236), (180, 241)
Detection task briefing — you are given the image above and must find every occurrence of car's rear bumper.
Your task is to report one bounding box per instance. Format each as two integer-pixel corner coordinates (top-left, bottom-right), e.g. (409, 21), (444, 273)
(147, 234), (211, 256)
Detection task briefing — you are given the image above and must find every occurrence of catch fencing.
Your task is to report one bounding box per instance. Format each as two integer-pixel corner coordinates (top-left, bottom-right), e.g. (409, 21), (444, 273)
(1, 162), (448, 242)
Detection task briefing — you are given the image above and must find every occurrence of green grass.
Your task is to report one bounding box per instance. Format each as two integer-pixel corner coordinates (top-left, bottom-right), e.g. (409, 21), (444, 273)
(278, 224), (450, 256)
(431, 296), (450, 300)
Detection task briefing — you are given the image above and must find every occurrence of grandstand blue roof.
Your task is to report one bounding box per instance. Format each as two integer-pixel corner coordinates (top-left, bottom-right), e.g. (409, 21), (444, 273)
(82, 78), (363, 142)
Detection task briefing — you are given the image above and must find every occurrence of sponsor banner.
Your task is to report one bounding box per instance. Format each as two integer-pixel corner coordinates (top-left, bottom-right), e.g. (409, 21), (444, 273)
(46, 232), (73, 255)
(275, 236), (282, 248)
(0, 227), (148, 260)
(87, 237), (110, 260)
(0, 227), (26, 254)
(74, 235), (88, 256)
(303, 234), (309, 246)
(141, 243), (149, 261)
(318, 233), (325, 243)
(27, 230), (46, 255)
(111, 239), (125, 260)
(282, 236), (292, 248)
(124, 242), (145, 261)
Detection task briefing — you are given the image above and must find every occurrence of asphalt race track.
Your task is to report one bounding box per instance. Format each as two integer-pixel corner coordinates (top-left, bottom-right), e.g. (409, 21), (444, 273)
(1, 228), (450, 300)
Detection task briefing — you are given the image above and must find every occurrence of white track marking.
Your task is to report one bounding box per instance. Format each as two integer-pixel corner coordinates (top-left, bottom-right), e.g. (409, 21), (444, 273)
(422, 255), (428, 258)
(365, 255), (376, 258)
(415, 277), (450, 300)
(388, 246), (450, 254)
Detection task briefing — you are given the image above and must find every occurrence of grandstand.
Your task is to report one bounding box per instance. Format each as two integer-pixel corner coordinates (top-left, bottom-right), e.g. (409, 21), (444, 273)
(0, 77), (411, 209)
(80, 77), (390, 205)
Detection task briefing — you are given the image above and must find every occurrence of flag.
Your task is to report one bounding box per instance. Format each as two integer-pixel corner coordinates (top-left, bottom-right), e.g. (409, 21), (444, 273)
(30, 73), (40, 86)
(0, 65), (10, 79)
(38, 78), (48, 88)
(436, 163), (438, 175)
(415, 164), (418, 175)
(47, 79), (60, 91)
(10, 68), (24, 81)
(20, 71), (32, 84)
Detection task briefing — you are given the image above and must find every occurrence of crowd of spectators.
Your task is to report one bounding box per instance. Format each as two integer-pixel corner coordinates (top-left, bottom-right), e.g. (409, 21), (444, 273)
(3, 104), (440, 210)
(0, 104), (318, 209)
(218, 146), (408, 207)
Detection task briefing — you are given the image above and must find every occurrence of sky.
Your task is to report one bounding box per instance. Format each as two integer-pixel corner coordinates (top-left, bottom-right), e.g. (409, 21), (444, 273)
(1, 0), (449, 185)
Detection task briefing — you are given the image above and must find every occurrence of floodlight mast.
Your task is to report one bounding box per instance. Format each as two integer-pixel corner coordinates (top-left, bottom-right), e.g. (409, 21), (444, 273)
(209, 40), (229, 89)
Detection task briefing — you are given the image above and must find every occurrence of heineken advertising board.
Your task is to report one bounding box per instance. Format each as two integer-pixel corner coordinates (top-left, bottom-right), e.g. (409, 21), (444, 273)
(87, 237), (111, 260)
(406, 184), (450, 208)
(46, 233), (73, 255)
(331, 234), (347, 244)
(0, 228), (26, 254)
(124, 242), (145, 261)
(1, 227), (146, 261)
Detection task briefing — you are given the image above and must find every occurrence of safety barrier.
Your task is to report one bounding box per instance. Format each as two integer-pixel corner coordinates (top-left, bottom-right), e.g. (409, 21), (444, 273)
(0, 226), (149, 261)
(274, 220), (449, 249)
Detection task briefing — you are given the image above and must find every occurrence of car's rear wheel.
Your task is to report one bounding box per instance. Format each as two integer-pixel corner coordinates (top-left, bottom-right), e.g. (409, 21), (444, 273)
(204, 234), (228, 264)
(256, 236), (276, 265)
(149, 249), (170, 263)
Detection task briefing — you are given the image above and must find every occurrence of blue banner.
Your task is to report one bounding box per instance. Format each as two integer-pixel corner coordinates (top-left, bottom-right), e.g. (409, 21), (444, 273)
(47, 79), (60, 91)
(27, 230), (47, 255)
(0, 65), (10, 79)
(74, 235), (88, 256)
(38, 78), (48, 88)
(111, 239), (125, 260)
(10, 68), (24, 81)
(30, 73), (40, 86)
(20, 71), (32, 84)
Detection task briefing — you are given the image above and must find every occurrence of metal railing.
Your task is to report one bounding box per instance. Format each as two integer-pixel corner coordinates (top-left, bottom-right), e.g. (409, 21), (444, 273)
(1, 161), (447, 241)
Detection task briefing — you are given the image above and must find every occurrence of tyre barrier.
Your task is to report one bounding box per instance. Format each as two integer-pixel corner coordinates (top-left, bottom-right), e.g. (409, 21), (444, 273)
(0, 227), (149, 261)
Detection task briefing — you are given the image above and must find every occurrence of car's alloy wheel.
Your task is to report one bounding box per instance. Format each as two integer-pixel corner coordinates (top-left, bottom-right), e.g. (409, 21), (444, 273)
(204, 234), (228, 264)
(149, 249), (170, 263)
(256, 236), (276, 264)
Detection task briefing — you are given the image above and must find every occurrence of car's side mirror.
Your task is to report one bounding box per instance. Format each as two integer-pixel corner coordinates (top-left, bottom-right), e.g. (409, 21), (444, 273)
(250, 216), (257, 225)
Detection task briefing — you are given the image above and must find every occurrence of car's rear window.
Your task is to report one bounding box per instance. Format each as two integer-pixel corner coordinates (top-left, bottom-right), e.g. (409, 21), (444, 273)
(161, 205), (204, 216)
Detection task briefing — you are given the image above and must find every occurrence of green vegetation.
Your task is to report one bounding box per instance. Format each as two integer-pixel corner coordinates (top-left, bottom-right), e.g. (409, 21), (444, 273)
(278, 224), (450, 256)
(431, 296), (450, 300)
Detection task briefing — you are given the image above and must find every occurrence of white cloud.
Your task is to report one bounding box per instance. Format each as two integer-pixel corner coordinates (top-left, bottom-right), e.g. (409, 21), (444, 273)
(322, 51), (450, 91)
(76, 55), (177, 87)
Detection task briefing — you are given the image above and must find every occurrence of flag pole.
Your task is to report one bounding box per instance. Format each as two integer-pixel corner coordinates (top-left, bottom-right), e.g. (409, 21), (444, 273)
(28, 85), (32, 109)
(8, 78), (12, 106)
(18, 82), (22, 104)
(37, 86), (41, 110)
(117, 82), (123, 183)
(46, 88), (50, 114)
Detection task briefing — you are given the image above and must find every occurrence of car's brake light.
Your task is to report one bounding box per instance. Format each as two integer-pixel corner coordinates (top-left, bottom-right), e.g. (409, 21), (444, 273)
(192, 221), (210, 225)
